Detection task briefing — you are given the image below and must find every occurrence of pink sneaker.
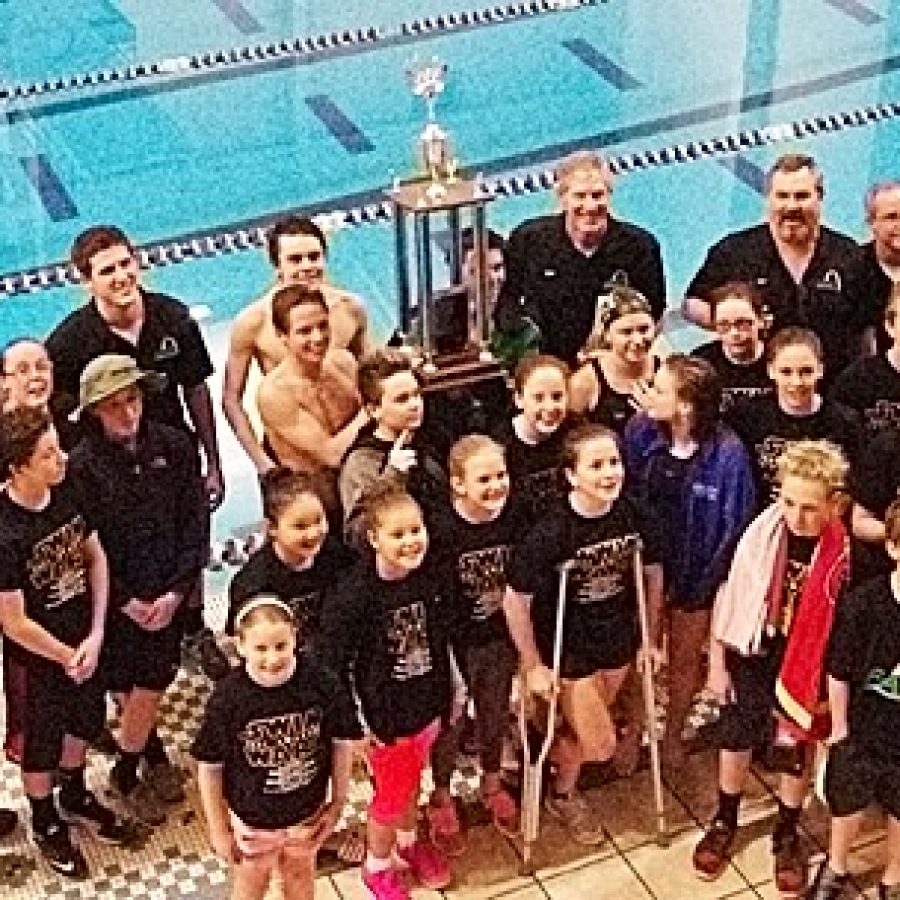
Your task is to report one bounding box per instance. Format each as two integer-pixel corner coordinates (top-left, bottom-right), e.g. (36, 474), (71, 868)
(483, 787), (520, 836)
(362, 866), (410, 900)
(426, 798), (466, 857)
(396, 839), (452, 890)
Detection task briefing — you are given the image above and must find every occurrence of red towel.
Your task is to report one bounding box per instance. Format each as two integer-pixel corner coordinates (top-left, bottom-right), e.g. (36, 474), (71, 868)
(774, 519), (849, 741)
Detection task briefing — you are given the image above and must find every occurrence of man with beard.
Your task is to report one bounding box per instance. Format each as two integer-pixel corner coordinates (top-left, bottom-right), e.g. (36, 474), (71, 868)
(683, 154), (874, 384)
(223, 217), (370, 475)
(494, 151), (665, 367)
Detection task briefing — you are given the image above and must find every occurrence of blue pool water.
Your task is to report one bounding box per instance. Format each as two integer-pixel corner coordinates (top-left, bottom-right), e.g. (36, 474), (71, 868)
(1, 0), (898, 536)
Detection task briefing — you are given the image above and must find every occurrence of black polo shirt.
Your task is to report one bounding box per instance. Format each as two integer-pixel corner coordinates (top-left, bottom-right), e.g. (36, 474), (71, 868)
(45, 290), (213, 434)
(857, 240), (896, 352)
(687, 224), (873, 380)
(495, 214), (665, 365)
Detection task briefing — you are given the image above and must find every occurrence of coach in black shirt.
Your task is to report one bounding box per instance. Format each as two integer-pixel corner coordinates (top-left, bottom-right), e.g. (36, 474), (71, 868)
(494, 151), (665, 365)
(683, 154), (875, 382)
(859, 181), (900, 352)
(45, 226), (223, 508)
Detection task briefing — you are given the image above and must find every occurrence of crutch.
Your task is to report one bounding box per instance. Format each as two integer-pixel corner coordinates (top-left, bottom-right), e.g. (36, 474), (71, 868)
(632, 537), (668, 846)
(518, 560), (572, 874)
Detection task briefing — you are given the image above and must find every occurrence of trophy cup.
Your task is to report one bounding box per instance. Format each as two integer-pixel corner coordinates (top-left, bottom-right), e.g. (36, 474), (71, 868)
(406, 57), (457, 202)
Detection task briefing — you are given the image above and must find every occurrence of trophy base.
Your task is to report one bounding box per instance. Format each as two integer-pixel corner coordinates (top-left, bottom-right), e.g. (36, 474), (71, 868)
(418, 351), (507, 392)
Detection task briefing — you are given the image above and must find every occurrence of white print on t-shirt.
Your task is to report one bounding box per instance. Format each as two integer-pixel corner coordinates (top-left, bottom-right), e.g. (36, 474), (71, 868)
(866, 400), (900, 435)
(288, 592), (320, 648)
(720, 385), (772, 413)
(458, 545), (510, 621)
(865, 665), (900, 703)
(387, 601), (433, 681)
(26, 518), (87, 609)
(757, 435), (788, 502)
(239, 708), (322, 795)
(570, 535), (637, 605)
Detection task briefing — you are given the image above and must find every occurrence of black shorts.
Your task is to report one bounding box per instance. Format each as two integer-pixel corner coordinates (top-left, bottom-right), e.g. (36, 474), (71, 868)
(825, 739), (900, 820)
(101, 607), (185, 693)
(717, 638), (784, 753)
(20, 661), (105, 772)
(552, 612), (639, 681)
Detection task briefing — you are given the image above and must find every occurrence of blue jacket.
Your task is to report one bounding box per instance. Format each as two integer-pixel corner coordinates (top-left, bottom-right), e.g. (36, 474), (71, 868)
(623, 414), (756, 607)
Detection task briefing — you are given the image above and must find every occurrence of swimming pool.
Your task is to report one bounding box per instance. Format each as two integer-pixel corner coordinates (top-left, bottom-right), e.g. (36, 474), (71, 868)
(2, 0), (898, 537)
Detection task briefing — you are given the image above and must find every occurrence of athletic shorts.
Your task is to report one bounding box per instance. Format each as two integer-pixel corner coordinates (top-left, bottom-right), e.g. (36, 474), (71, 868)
(366, 719), (440, 826)
(101, 606), (184, 692)
(20, 661), (105, 772)
(824, 738), (900, 820)
(717, 638), (784, 753)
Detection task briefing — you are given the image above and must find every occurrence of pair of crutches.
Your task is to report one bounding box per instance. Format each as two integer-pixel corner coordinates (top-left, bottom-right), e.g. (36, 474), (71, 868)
(517, 539), (667, 872)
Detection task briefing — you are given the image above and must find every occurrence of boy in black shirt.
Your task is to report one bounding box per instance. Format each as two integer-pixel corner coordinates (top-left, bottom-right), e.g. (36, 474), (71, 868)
(0, 407), (130, 879)
(193, 595), (356, 900)
(726, 327), (860, 505)
(808, 499), (900, 900)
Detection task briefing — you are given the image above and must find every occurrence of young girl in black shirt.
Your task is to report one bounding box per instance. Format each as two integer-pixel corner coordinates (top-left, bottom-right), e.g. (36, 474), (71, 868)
(493, 354), (571, 525)
(504, 423), (664, 846)
(317, 487), (455, 900)
(427, 435), (520, 855)
(193, 596), (355, 900)
(228, 468), (352, 643)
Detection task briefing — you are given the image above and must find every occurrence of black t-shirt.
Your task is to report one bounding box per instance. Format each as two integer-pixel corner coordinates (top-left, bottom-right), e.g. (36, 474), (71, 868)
(507, 494), (661, 678)
(857, 241), (895, 353)
(829, 354), (900, 439)
(691, 340), (773, 413)
(774, 533), (817, 636)
(849, 429), (900, 583)
(45, 290), (214, 435)
(191, 658), (357, 829)
(494, 214), (665, 364)
(492, 417), (569, 527)
(228, 538), (354, 643)
(726, 394), (861, 504)
(687, 224), (873, 381)
(317, 554), (454, 743)
(826, 575), (900, 758)
(0, 481), (96, 669)
(432, 502), (522, 649)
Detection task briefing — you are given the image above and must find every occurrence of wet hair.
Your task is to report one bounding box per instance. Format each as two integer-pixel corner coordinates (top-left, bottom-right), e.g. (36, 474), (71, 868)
(765, 153), (824, 199)
(234, 594), (295, 637)
(71, 226), (134, 278)
(513, 354), (570, 395)
(584, 286), (654, 354)
(271, 285), (328, 335)
(556, 151), (613, 191)
(361, 483), (422, 536)
(562, 422), (620, 473)
(266, 216), (327, 267)
(766, 327), (823, 364)
(864, 180), (900, 223)
(448, 434), (505, 482)
(885, 498), (900, 547)
(358, 350), (420, 407)
(708, 281), (767, 321)
(663, 355), (723, 443)
(0, 406), (53, 478)
(260, 467), (324, 523)
(775, 439), (847, 495)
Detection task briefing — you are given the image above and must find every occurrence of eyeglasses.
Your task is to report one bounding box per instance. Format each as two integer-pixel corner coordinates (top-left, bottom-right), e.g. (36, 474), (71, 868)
(714, 319), (757, 334)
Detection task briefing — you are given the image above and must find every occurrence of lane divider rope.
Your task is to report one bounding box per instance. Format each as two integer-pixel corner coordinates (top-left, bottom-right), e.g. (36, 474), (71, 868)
(2, 99), (898, 300)
(0, 0), (601, 105)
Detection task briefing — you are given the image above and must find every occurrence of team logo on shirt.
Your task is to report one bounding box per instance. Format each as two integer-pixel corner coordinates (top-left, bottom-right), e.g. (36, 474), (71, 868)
(756, 435), (787, 502)
(570, 535), (637, 604)
(864, 665), (900, 703)
(288, 592), (321, 649)
(26, 517), (88, 608)
(387, 601), (433, 680)
(155, 335), (180, 361)
(720, 385), (772, 413)
(239, 708), (323, 794)
(866, 400), (900, 435)
(457, 545), (510, 621)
